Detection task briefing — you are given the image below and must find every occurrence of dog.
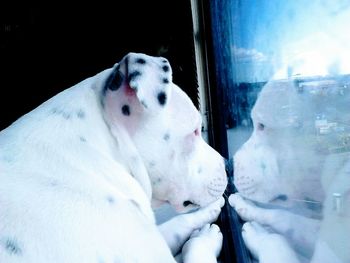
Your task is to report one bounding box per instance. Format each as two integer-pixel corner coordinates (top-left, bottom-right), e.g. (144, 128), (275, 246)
(229, 75), (350, 263)
(0, 52), (228, 262)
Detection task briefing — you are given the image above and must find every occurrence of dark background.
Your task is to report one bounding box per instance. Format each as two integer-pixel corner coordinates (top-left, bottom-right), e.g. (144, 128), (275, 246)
(0, 1), (198, 130)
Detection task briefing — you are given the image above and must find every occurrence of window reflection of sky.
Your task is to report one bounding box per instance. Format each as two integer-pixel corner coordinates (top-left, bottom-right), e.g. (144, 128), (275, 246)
(231, 0), (350, 83)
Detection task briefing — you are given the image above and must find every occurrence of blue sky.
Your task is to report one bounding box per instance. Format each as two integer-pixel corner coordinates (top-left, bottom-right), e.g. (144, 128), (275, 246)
(229, 0), (350, 82)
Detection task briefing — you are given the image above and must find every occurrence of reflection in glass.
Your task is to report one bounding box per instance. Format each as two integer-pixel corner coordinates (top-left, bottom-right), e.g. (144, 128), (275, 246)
(221, 0), (350, 262)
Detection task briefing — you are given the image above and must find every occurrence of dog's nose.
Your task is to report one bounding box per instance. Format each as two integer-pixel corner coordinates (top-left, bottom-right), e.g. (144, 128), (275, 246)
(183, 200), (194, 207)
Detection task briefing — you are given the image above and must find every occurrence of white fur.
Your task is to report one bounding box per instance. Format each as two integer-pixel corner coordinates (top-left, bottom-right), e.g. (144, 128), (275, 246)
(0, 53), (227, 262)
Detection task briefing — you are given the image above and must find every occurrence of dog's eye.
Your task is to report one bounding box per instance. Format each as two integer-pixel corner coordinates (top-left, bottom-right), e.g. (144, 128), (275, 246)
(257, 123), (265, 131)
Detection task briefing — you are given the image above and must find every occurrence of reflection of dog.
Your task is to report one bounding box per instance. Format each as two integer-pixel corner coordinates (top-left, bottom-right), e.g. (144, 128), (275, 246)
(229, 78), (350, 263)
(0, 53), (227, 262)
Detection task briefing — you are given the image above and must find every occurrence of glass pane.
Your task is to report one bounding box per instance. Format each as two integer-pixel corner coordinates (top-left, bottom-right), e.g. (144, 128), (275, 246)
(210, 1), (350, 262)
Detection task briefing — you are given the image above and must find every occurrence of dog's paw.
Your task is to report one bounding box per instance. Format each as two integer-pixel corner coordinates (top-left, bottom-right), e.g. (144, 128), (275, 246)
(242, 222), (299, 263)
(241, 221), (271, 258)
(158, 197), (224, 257)
(182, 224), (223, 263)
(183, 196), (225, 228)
(228, 193), (257, 221)
(200, 196), (225, 220)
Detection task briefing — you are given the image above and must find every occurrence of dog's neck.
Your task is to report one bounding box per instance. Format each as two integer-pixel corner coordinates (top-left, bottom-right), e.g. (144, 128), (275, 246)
(107, 121), (152, 200)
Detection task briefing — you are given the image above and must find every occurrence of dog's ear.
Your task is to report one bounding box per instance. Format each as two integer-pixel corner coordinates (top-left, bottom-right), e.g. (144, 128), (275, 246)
(101, 53), (174, 198)
(103, 53), (173, 117)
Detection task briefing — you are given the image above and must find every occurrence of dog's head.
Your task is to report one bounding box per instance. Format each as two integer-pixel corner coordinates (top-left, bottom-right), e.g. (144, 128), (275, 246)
(233, 77), (350, 207)
(102, 53), (227, 212)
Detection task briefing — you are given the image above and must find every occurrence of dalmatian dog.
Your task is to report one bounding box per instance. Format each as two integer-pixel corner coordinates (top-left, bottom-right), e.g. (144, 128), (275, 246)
(0, 52), (228, 263)
(229, 76), (350, 263)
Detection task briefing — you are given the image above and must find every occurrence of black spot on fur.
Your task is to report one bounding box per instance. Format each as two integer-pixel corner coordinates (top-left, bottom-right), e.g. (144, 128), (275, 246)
(151, 177), (162, 186)
(163, 133), (170, 141)
(121, 105), (130, 116)
(162, 65), (169, 72)
(162, 59), (168, 63)
(4, 238), (22, 255)
(162, 78), (169, 84)
(62, 112), (71, 120)
(76, 109), (86, 119)
(51, 108), (70, 119)
(51, 108), (59, 114)
(136, 58), (146, 64)
(105, 69), (124, 92)
(128, 71), (141, 83)
(149, 161), (156, 167)
(79, 136), (87, 142)
(49, 180), (59, 187)
(107, 196), (115, 204)
(157, 92), (167, 106)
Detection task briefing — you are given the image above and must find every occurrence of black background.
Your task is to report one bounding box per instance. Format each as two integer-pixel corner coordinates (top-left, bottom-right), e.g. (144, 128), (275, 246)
(0, 1), (198, 130)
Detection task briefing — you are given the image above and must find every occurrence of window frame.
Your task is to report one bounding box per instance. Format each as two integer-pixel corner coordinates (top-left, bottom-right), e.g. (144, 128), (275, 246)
(190, 0), (253, 262)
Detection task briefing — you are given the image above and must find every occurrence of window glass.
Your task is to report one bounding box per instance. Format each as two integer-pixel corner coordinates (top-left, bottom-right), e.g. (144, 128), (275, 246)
(209, 1), (350, 262)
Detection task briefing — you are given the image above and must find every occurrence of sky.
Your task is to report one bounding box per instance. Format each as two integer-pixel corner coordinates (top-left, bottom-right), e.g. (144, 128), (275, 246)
(229, 0), (350, 82)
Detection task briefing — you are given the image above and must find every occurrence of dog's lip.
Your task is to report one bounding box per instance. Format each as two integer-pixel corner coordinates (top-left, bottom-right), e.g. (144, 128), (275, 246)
(152, 198), (200, 212)
(185, 202), (200, 209)
(175, 204), (200, 213)
(174, 201), (200, 213)
(185, 203), (200, 211)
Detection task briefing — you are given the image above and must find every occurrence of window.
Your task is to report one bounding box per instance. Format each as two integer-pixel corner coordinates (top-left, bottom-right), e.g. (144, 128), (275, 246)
(192, 0), (350, 262)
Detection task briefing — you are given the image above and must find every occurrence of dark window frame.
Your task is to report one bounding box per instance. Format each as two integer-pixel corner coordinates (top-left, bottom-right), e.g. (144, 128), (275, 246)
(191, 0), (253, 262)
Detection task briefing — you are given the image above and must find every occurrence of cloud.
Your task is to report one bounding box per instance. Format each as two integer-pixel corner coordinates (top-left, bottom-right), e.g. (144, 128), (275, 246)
(276, 32), (350, 78)
(231, 46), (268, 63)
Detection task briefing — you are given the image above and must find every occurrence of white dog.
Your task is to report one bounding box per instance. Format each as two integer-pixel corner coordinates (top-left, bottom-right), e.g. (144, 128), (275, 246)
(229, 77), (350, 263)
(0, 52), (228, 263)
